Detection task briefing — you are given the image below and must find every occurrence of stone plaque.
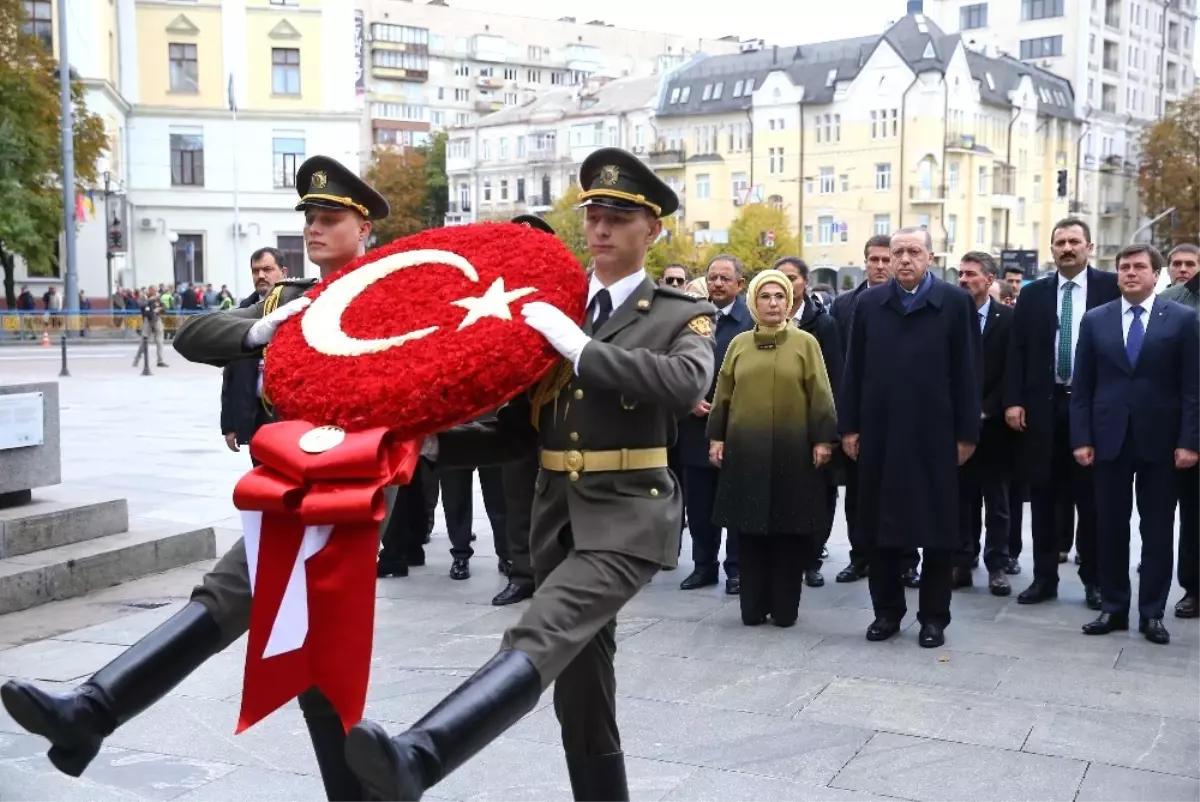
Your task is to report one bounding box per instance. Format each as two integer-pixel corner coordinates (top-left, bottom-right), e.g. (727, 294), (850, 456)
(0, 392), (44, 450)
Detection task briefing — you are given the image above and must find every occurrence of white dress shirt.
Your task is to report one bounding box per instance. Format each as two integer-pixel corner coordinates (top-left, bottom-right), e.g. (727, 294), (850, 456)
(586, 269), (646, 325)
(792, 298), (807, 324)
(976, 297), (991, 334)
(1056, 268), (1088, 384)
(1121, 296), (1154, 344)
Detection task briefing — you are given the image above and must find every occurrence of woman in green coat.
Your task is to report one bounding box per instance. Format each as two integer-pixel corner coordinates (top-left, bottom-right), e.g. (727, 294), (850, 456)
(707, 269), (839, 627)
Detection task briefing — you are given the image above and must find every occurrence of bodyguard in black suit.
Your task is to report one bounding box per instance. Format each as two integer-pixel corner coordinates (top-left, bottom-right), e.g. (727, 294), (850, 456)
(956, 253), (1013, 596)
(1072, 244), (1200, 645)
(1004, 218), (1120, 608)
(677, 254), (752, 594)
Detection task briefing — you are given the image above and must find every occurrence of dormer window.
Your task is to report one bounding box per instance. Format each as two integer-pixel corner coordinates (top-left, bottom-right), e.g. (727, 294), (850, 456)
(669, 87), (680, 103)
(680, 86), (691, 102)
(825, 68), (837, 87)
(733, 79), (744, 96)
(702, 84), (713, 101)
(713, 81), (724, 99)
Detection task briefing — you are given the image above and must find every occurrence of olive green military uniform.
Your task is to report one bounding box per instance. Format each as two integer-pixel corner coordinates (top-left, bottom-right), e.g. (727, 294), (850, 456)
(439, 277), (716, 751)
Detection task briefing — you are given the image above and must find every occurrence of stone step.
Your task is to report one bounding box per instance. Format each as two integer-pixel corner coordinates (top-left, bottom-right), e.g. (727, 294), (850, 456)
(0, 519), (216, 615)
(0, 496), (129, 559)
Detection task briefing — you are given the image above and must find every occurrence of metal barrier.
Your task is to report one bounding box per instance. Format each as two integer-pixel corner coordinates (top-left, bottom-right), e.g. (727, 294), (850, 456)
(0, 309), (209, 342)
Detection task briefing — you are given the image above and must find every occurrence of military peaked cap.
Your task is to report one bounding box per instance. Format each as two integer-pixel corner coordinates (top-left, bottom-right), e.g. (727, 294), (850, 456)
(577, 147), (678, 218)
(511, 214), (556, 235)
(294, 155), (390, 221)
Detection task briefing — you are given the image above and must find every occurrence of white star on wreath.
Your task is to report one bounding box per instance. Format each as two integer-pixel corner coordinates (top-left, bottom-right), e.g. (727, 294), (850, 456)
(451, 278), (537, 330)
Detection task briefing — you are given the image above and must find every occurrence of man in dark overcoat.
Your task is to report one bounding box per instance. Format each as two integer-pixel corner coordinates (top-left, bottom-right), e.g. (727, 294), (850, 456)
(839, 227), (982, 648)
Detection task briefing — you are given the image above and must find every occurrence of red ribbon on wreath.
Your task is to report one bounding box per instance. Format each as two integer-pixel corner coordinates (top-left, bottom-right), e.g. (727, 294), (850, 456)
(230, 420), (420, 733)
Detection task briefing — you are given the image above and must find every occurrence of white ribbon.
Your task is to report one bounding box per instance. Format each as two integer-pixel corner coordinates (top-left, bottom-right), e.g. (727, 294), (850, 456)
(241, 510), (333, 659)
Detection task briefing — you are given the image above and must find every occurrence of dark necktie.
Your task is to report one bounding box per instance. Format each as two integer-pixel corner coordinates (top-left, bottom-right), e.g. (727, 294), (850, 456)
(590, 289), (613, 331)
(1126, 305), (1145, 368)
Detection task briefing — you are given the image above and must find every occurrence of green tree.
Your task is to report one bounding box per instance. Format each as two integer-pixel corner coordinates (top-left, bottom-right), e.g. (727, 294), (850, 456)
(645, 216), (710, 279)
(366, 146), (429, 246)
(0, 0), (108, 308)
(417, 131), (448, 229)
(542, 183), (588, 266)
(724, 203), (801, 271)
(1137, 89), (1199, 249)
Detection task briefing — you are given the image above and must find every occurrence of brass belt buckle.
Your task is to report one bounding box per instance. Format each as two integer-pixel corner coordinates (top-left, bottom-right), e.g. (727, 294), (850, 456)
(564, 450), (584, 472)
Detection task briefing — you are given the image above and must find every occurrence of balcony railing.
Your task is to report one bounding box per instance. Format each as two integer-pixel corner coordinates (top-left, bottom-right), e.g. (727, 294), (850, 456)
(1099, 154), (1124, 171)
(909, 184), (947, 202)
(1099, 244), (1121, 257)
(1070, 200), (1091, 215)
(527, 147), (557, 162)
(945, 134), (982, 152)
(474, 100), (504, 113)
(1100, 202), (1125, 215)
(447, 201), (472, 214)
(647, 148), (686, 166)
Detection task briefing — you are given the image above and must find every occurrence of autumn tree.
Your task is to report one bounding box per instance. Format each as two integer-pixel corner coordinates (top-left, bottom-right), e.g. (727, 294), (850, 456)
(0, 0), (108, 308)
(542, 183), (589, 266)
(366, 146), (430, 246)
(645, 216), (711, 279)
(418, 131), (448, 229)
(1137, 89), (1199, 248)
(724, 203), (801, 271)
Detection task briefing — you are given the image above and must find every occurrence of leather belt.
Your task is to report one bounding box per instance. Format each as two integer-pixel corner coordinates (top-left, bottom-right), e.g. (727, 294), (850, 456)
(541, 447), (669, 473)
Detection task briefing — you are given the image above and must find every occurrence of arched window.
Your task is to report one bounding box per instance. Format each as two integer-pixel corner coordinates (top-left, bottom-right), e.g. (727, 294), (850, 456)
(768, 194), (784, 210)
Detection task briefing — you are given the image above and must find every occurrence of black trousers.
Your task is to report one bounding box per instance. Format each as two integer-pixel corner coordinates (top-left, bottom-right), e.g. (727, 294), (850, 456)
(1029, 387), (1097, 585)
(1007, 481), (1026, 559)
(379, 459), (436, 564)
(668, 444), (687, 555)
(684, 465), (739, 577)
(957, 459), (1010, 572)
(1177, 465), (1198, 598)
(1095, 439), (1177, 621)
(440, 466), (508, 561)
(845, 460), (919, 571)
(739, 534), (807, 626)
(808, 482), (838, 570)
(501, 452), (538, 590)
(869, 547), (953, 628)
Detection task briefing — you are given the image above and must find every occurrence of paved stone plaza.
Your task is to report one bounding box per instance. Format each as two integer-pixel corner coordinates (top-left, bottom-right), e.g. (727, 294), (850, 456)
(0, 342), (1197, 801)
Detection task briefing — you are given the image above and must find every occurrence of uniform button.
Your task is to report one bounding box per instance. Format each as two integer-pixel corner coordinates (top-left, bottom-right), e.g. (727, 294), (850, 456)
(569, 432), (580, 442)
(650, 488), (659, 497)
(568, 471), (580, 482)
(573, 389), (584, 400)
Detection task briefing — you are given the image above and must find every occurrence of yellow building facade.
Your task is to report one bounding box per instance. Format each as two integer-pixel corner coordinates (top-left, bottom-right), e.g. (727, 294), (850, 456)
(652, 14), (1082, 271)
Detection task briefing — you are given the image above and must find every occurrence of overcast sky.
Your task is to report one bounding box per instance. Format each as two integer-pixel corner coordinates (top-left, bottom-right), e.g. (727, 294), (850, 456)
(445, 0), (1200, 69)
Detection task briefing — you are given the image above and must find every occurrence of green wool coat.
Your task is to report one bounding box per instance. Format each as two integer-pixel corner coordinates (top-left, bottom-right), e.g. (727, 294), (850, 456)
(707, 324), (839, 536)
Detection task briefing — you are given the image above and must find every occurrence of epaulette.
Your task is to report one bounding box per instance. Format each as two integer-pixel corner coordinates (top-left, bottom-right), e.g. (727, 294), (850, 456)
(278, 277), (319, 287)
(653, 285), (704, 302)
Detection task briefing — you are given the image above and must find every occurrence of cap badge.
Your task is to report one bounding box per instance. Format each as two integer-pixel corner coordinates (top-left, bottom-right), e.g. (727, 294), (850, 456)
(311, 170), (328, 190)
(600, 165), (620, 186)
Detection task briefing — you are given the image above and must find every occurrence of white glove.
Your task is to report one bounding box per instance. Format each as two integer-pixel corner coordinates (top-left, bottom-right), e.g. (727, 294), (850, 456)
(244, 296), (311, 349)
(521, 302), (590, 368)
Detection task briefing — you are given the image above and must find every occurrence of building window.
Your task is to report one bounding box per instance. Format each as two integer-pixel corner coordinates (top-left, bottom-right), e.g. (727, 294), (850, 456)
(21, 0), (52, 50)
(499, 137), (508, 160)
(840, 174), (849, 192)
(1032, 174), (1042, 200)
(695, 174), (711, 199)
(272, 48), (301, 95)
(873, 214), (891, 236)
(947, 214), (958, 247)
(276, 235), (305, 273)
(516, 177), (525, 202)
(818, 216), (835, 245)
(483, 180), (492, 202)
(713, 82), (724, 99)
(976, 216), (986, 243)
(1022, 0), (1064, 20)
(1019, 36), (1063, 59)
(455, 88), (470, 102)
(273, 136), (305, 188)
(371, 49), (429, 73)
(978, 165), (989, 195)
(370, 23), (429, 45)
(170, 133), (204, 187)
(948, 162), (959, 190)
(874, 162), (891, 191)
(803, 225), (813, 245)
(960, 2), (988, 29)
(499, 179), (509, 201)
(819, 166), (835, 194)
(731, 171), (748, 201)
(769, 147), (784, 175)
(172, 234), (205, 285)
(168, 43), (198, 93)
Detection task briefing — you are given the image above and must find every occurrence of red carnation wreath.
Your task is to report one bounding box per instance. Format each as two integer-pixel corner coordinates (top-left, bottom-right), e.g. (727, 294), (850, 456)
(263, 222), (587, 439)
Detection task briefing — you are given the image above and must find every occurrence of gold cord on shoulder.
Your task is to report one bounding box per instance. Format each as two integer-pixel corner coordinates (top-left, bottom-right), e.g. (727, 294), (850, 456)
(529, 360), (574, 431)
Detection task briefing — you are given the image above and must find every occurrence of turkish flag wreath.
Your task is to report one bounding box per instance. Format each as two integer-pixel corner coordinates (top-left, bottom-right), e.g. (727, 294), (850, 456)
(232, 222), (587, 733)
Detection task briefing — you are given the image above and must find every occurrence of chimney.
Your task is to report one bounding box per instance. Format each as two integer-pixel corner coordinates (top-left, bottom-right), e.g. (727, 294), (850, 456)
(906, 0), (923, 12)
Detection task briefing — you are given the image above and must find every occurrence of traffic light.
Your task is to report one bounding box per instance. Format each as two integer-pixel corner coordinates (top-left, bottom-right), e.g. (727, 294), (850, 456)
(107, 215), (124, 251)
(1056, 169), (1068, 199)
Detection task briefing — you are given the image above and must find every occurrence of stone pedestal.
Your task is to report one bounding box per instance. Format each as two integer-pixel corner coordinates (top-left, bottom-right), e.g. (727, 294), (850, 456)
(0, 383), (61, 508)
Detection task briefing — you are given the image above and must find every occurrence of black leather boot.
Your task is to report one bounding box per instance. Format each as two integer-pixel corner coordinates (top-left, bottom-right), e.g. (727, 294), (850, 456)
(298, 688), (365, 801)
(0, 601), (222, 777)
(345, 649), (542, 801)
(566, 752), (630, 802)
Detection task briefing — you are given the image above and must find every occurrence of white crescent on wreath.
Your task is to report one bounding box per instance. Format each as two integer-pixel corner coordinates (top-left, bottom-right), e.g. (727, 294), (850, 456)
(300, 249), (538, 358)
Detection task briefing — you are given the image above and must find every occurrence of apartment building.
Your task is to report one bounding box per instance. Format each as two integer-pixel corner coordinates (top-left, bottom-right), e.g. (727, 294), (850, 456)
(356, 0), (741, 159)
(17, 0), (360, 300)
(443, 74), (663, 224)
(924, 0), (1197, 264)
(652, 12), (1083, 269)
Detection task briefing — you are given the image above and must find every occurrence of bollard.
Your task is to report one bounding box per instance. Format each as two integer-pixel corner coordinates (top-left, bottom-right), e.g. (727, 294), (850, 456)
(58, 333), (70, 378)
(140, 336), (152, 376)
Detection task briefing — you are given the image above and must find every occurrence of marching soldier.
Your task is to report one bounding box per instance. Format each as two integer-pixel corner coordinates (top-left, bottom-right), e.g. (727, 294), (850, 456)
(344, 148), (718, 802)
(0, 155), (389, 802)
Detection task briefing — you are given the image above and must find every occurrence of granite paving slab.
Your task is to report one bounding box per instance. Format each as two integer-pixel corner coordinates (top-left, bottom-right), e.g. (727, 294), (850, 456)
(1074, 762), (1200, 802)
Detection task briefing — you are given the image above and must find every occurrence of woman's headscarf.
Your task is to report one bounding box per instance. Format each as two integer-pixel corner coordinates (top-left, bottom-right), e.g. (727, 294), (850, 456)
(684, 277), (709, 298)
(746, 269), (795, 326)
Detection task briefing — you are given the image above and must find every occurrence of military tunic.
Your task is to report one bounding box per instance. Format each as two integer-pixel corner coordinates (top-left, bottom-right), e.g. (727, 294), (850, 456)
(436, 277), (716, 755)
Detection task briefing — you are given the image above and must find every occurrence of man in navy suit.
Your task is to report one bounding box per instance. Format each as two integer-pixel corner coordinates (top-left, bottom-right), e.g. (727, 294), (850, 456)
(1071, 244), (1200, 645)
(677, 254), (752, 595)
(1004, 218), (1120, 608)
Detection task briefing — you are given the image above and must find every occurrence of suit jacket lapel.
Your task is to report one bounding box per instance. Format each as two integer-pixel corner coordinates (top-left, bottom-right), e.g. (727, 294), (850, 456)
(1108, 302), (1134, 374)
(983, 305), (1000, 342)
(593, 278), (654, 341)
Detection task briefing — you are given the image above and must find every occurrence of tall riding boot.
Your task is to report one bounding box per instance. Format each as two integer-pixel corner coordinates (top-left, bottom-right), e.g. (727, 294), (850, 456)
(298, 688), (365, 801)
(0, 601), (222, 777)
(345, 649), (542, 801)
(566, 752), (630, 802)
